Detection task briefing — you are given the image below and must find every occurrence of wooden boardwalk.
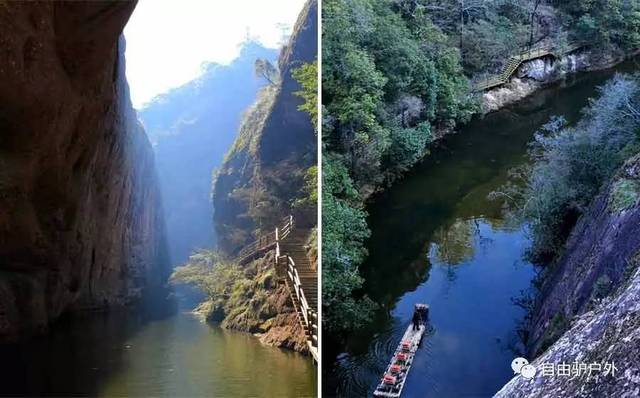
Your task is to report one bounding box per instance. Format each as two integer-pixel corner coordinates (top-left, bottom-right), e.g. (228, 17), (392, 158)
(235, 216), (318, 362)
(474, 42), (584, 91)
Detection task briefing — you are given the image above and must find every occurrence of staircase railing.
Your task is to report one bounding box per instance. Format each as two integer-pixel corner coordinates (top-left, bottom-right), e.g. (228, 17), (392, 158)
(236, 215), (294, 264)
(279, 254), (318, 360)
(233, 215), (318, 362)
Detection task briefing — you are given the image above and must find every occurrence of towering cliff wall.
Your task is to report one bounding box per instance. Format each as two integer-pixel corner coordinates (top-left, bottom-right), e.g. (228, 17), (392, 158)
(203, 0), (317, 355)
(0, 1), (168, 342)
(496, 156), (640, 397)
(212, 0), (318, 255)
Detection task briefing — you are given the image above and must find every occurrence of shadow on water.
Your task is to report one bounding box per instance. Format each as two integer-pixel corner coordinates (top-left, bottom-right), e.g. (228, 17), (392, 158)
(0, 286), (317, 397)
(0, 294), (177, 397)
(324, 58), (640, 397)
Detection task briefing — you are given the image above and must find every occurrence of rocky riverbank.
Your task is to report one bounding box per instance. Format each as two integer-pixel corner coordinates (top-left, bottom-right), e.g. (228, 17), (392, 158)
(190, 250), (311, 355)
(482, 47), (639, 113)
(495, 150), (640, 397)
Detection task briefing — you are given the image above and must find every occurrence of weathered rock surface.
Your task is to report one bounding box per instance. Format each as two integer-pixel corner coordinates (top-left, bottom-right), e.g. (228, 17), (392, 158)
(495, 155), (640, 397)
(527, 154), (640, 356)
(482, 77), (541, 113)
(0, 1), (168, 341)
(495, 265), (640, 397)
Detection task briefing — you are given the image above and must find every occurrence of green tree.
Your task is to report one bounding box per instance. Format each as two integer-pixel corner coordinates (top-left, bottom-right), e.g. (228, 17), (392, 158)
(292, 60), (319, 129)
(254, 58), (279, 85)
(322, 0), (476, 334)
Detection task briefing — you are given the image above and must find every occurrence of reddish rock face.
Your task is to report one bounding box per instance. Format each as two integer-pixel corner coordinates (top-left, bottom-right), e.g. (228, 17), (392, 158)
(0, 1), (169, 341)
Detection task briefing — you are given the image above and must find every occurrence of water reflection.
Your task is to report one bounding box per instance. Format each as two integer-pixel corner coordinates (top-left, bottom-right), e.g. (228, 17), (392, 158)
(431, 219), (480, 266)
(0, 299), (316, 397)
(333, 217), (534, 397)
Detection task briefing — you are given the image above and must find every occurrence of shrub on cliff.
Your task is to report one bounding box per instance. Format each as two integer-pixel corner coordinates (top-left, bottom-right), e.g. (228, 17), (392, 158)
(292, 60), (318, 129)
(499, 74), (640, 263)
(170, 250), (247, 314)
(171, 250), (285, 333)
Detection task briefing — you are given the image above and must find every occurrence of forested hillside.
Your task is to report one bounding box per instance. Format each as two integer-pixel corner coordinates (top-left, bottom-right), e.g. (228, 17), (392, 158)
(139, 42), (277, 266)
(323, 0), (640, 333)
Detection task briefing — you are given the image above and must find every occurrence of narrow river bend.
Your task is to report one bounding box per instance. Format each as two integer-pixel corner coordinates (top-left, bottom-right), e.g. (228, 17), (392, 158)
(325, 58), (639, 397)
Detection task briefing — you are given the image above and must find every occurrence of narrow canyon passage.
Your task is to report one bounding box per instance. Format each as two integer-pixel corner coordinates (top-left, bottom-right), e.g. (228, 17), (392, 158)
(325, 56), (640, 397)
(0, 1), (317, 396)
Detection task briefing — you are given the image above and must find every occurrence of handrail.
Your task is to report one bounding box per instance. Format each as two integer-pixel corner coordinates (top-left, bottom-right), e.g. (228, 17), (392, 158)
(283, 255), (318, 350)
(235, 215), (294, 264)
(234, 214), (318, 361)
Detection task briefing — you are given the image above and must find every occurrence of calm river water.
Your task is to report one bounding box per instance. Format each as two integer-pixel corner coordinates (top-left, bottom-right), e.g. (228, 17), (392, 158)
(324, 58), (639, 397)
(0, 294), (316, 397)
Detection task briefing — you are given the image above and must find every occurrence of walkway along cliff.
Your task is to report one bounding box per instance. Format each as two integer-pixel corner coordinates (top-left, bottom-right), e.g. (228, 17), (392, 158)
(0, 1), (169, 342)
(474, 42), (585, 91)
(237, 216), (318, 362)
(480, 41), (640, 113)
(208, 0), (318, 357)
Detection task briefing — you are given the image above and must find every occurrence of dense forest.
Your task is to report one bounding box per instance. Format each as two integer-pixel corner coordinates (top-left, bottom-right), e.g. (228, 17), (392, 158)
(323, 0), (640, 333)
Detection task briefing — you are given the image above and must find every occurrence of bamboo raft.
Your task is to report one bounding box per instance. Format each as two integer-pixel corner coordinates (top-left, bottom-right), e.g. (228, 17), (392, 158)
(373, 304), (429, 398)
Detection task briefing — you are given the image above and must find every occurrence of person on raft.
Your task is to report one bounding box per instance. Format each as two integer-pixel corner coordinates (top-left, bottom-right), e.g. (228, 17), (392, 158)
(412, 308), (421, 331)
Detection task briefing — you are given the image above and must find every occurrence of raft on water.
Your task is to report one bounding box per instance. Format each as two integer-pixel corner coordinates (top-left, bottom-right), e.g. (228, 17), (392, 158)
(373, 304), (429, 398)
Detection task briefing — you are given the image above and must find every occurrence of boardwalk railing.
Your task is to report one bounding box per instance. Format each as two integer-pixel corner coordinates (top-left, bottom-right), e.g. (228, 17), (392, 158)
(279, 253), (319, 358)
(474, 41), (585, 91)
(234, 215), (318, 362)
(236, 215), (293, 265)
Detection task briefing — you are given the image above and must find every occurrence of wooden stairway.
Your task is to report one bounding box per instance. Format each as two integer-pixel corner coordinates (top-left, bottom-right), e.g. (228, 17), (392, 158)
(278, 227), (318, 362)
(233, 216), (318, 362)
(474, 42), (585, 91)
(279, 230), (317, 312)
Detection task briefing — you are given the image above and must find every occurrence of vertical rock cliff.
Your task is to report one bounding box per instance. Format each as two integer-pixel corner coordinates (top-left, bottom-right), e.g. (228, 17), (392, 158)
(206, 0), (317, 355)
(212, 0), (318, 254)
(0, 1), (168, 341)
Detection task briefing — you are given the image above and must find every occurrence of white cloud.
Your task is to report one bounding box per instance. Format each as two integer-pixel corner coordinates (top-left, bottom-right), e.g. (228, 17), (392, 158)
(124, 0), (306, 108)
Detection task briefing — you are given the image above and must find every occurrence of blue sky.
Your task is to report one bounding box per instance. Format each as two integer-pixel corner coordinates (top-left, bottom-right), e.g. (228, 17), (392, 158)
(124, 0), (306, 108)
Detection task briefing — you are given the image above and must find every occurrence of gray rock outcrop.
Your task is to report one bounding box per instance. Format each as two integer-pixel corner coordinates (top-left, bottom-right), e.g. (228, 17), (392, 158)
(495, 155), (640, 397)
